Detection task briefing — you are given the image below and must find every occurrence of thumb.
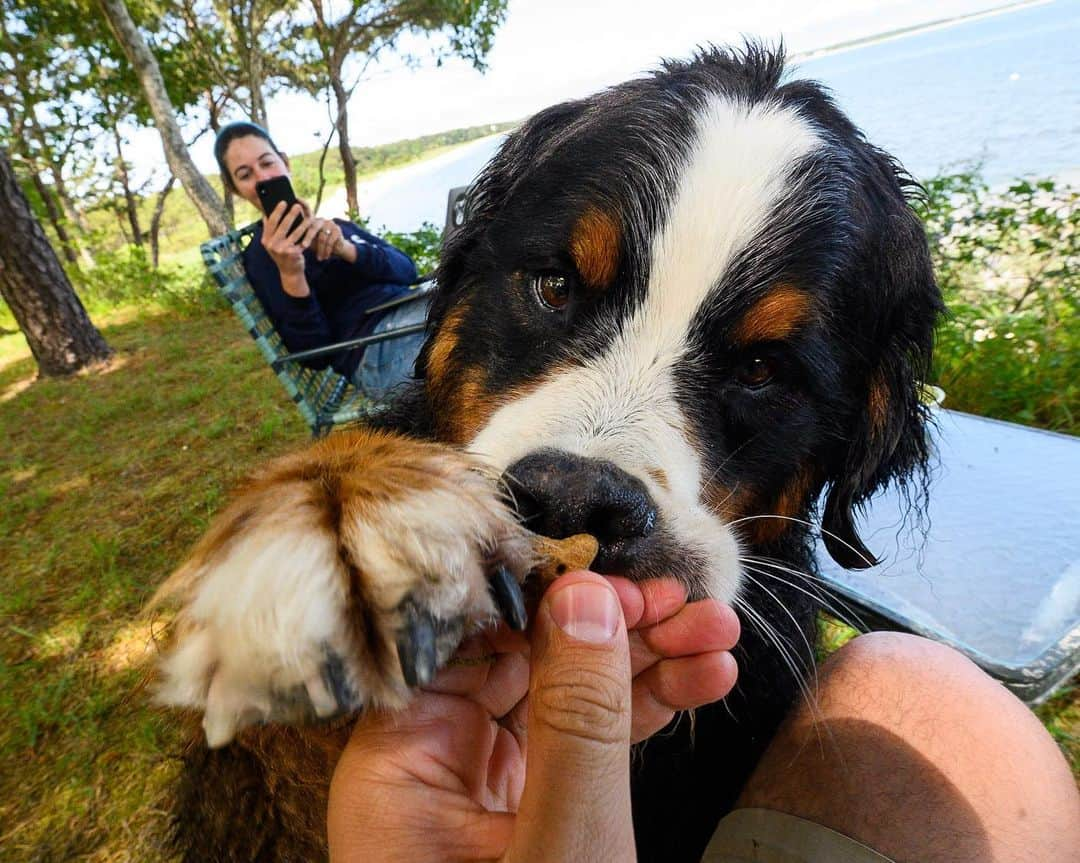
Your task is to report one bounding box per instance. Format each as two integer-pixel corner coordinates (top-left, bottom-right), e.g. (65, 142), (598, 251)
(506, 572), (636, 863)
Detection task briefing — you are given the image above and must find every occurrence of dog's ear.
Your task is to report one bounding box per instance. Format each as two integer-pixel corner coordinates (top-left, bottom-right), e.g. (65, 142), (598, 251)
(821, 148), (944, 569)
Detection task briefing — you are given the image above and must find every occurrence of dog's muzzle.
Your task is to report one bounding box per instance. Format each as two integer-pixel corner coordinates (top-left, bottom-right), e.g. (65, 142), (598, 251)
(502, 449), (657, 573)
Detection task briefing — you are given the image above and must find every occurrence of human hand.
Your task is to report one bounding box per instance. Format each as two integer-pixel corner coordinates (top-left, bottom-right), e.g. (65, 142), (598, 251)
(326, 572), (739, 863)
(261, 199), (314, 279)
(311, 218), (354, 263)
(262, 199), (355, 273)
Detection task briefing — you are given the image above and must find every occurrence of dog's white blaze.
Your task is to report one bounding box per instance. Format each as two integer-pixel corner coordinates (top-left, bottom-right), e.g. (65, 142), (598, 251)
(470, 97), (819, 599)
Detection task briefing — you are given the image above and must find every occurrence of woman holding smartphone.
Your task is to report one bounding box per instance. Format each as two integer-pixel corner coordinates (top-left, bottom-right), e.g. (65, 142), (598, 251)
(214, 121), (426, 401)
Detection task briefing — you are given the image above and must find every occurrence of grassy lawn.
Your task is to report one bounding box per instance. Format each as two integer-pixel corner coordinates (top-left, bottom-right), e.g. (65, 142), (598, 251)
(0, 307), (306, 861)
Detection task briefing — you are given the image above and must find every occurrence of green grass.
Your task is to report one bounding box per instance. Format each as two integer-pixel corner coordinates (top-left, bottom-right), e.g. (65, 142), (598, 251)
(0, 306), (305, 861)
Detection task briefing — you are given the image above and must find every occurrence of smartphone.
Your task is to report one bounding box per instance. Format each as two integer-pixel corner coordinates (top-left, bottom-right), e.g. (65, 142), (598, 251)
(255, 176), (303, 234)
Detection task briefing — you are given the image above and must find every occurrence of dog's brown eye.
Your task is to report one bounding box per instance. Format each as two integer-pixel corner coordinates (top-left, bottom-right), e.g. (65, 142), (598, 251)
(737, 356), (776, 388)
(533, 273), (571, 310)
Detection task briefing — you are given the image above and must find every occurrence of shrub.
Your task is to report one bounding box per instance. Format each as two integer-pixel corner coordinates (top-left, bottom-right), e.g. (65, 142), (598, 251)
(71, 245), (224, 316)
(916, 173), (1078, 433)
(381, 222), (443, 276)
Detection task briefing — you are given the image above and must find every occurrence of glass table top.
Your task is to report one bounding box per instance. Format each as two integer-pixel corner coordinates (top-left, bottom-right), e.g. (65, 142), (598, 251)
(815, 409), (1080, 703)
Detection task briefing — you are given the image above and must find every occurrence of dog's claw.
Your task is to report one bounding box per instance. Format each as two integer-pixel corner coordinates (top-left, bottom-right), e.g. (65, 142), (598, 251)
(396, 600), (437, 687)
(321, 647), (359, 712)
(489, 564), (527, 631)
(303, 675), (339, 718)
(203, 673), (270, 748)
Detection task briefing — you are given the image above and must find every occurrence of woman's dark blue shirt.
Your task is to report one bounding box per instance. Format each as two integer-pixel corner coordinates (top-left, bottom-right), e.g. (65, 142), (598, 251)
(242, 219), (417, 378)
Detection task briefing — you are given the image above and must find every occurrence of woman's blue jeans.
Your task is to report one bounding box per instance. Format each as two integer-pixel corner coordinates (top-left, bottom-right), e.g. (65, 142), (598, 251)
(354, 293), (432, 403)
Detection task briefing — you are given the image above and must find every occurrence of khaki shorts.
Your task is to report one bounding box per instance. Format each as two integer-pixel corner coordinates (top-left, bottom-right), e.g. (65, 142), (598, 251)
(701, 808), (897, 863)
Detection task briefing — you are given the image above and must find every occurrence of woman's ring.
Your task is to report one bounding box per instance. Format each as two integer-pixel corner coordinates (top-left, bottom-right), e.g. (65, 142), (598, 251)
(322, 228), (331, 235)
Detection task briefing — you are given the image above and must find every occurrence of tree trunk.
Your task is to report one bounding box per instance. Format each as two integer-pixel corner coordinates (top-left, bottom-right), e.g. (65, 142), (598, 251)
(53, 176), (96, 268)
(112, 125), (144, 245)
(56, 182), (92, 235)
(206, 94), (235, 227)
(96, 0), (229, 237)
(244, 0), (269, 127)
(330, 75), (358, 218)
(150, 175), (176, 268)
(22, 117), (92, 266)
(314, 123), (336, 213)
(249, 55), (268, 128)
(223, 174), (235, 227)
(29, 172), (80, 267)
(0, 149), (112, 376)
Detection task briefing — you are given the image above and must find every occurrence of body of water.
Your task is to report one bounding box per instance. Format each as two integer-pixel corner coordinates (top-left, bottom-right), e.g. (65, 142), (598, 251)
(361, 0), (1080, 232)
(797, 0), (1080, 186)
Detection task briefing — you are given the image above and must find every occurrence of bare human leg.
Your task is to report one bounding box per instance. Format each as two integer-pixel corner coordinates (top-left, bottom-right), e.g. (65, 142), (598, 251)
(736, 632), (1080, 863)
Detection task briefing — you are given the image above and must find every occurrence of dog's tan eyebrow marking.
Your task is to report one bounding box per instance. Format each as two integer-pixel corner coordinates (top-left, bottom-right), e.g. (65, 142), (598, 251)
(426, 304), (505, 445)
(731, 285), (815, 345)
(444, 370), (493, 444)
(569, 206), (621, 291)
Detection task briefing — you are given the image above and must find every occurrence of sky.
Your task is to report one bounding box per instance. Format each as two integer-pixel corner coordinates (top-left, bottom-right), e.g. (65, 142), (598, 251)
(126, 0), (1015, 185)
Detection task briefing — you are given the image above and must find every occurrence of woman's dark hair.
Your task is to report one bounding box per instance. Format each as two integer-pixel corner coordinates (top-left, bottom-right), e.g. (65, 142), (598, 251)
(214, 121), (283, 192)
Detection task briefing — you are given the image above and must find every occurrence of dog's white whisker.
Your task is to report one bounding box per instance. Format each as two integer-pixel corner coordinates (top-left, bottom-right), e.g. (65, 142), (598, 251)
(728, 514), (878, 568)
(740, 555), (870, 633)
(740, 566), (820, 693)
(732, 592), (821, 723)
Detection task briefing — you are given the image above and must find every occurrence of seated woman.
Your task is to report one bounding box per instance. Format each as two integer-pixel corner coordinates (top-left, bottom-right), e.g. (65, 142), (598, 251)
(214, 121), (427, 401)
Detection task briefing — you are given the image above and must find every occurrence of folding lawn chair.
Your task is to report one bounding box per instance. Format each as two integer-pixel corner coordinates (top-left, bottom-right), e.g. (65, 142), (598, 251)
(200, 223), (433, 437)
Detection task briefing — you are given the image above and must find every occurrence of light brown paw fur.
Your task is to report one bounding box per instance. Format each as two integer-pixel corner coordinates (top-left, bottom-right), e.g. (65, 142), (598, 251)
(151, 428), (533, 747)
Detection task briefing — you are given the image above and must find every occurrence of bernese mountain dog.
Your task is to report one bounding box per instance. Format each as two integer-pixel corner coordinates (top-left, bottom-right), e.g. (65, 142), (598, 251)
(154, 44), (942, 862)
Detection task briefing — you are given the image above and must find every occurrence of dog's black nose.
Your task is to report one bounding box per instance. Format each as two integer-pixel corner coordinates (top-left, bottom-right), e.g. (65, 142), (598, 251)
(502, 450), (657, 572)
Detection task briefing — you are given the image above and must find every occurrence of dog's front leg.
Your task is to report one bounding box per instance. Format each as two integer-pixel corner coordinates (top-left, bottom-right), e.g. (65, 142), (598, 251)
(152, 427), (534, 747)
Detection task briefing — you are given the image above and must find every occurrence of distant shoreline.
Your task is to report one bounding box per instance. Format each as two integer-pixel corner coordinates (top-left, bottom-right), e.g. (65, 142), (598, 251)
(791, 0), (1052, 63)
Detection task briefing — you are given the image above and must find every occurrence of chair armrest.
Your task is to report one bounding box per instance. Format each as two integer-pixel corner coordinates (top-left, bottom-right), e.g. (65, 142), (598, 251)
(364, 278), (436, 316)
(271, 323), (427, 370)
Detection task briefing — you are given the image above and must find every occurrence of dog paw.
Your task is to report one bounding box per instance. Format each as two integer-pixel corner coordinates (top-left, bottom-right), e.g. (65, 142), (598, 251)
(151, 429), (534, 747)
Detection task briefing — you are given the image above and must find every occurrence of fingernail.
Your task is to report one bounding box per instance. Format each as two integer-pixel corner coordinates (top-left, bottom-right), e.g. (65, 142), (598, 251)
(549, 582), (619, 644)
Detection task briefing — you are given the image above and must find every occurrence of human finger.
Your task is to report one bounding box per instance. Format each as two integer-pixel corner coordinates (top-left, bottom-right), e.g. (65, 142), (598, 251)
(298, 216), (322, 250)
(315, 222), (336, 260)
(603, 575), (646, 627)
(506, 572), (635, 863)
(284, 204), (311, 246)
(305, 217), (330, 257)
(427, 649), (529, 720)
(630, 650), (738, 742)
(639, 598), (740, 657)
(629, 629), (661, 678)
(634, 578), (689, 628)
(262, 201), (288, 239)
